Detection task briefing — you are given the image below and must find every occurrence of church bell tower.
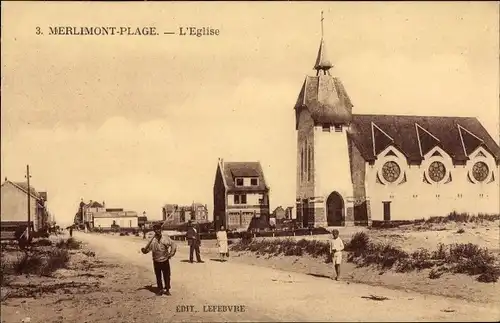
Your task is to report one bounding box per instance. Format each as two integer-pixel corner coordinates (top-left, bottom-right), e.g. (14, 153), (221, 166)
(294, 12), (355, 228)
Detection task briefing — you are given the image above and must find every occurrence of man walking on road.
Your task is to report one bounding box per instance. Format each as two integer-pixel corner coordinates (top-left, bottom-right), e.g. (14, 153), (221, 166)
(186, 220), (203, 263)
(141, 223), (177, 295)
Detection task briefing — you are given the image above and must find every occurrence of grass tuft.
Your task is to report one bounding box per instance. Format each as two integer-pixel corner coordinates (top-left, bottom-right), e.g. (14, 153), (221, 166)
(55, 237), (81, 250)
(426, 212), (500, 224)
(10, 248), (70, 277)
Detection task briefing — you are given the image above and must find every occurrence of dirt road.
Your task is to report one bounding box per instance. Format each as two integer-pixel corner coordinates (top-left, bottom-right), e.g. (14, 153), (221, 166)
(75, 232), (499, 322)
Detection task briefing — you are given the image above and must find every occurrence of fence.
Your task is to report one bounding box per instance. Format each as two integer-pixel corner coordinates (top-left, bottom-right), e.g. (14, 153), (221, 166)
(168, 227), (331, 242)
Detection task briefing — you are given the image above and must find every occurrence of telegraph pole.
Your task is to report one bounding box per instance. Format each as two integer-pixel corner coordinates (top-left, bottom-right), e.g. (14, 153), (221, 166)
(25, 165), (32, 240)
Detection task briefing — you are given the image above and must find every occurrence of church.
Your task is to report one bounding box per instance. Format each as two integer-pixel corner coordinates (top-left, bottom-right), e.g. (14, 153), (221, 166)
(294, 17), (500, 228)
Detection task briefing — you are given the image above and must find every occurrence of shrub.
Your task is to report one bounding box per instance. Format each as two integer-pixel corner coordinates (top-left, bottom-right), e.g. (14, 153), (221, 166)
(231, 237), (329, 258)
(431, 243), (447, 260)
(477, 213), (500, 222)
(449, 243), (496, 275)
(41, 249), (70, 276)
(365, 243), (409, 269)
(345, 232), (370, 256)
(83, 250), (96, 257)
(1, 261), (11, 286)
(241, 232), (253, 245)
(55, 238), (81, 250)
(429, 268), (443, 279)
(33, 238), (53, 247)
(296, 239), (329, 258)
(14, 252), (43, 274)
(13, 248), (70, 276)
(477, 266), (500, 283)
(456, 228), (465, 234)
(424, 212), (500, 224)
(396, 249), (436, 271)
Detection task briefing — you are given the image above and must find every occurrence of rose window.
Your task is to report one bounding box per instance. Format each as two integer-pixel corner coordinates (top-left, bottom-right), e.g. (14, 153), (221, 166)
(382, 161), (401, 183)
(428, 161), (446, 182)
(472, 161), (489, 182)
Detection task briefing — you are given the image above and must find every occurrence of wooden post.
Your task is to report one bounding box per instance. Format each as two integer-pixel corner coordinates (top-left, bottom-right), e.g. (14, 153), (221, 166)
(26, 165), (31, 240)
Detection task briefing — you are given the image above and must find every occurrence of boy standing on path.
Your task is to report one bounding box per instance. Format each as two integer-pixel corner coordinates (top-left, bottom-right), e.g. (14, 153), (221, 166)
(141, 223), (177, 295)
(329, 229), (344, 281)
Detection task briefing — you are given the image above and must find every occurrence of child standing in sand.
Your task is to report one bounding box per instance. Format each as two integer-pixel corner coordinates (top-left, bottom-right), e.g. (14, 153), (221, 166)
(216, 226), (229, 261)
(329, 229), (344, 281)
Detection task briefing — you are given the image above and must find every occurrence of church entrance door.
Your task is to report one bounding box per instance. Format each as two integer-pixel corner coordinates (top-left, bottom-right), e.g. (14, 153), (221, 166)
(326, 192), (344, 226)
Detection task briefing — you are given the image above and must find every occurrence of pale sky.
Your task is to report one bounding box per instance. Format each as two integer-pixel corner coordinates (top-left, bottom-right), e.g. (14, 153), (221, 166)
(1, 2), (499, 226)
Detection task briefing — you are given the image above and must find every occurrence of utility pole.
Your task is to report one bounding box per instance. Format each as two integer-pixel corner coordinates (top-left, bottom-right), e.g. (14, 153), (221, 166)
(25, 165), (32, 240)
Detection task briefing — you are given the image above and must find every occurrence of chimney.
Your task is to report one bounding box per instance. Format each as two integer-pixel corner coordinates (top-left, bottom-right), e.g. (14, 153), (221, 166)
(103, 201), (106, 207)
(4, 177), (7, 182)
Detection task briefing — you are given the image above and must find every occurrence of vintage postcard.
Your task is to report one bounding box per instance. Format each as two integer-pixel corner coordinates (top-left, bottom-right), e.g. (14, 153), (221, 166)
(1, 1), (499, 322)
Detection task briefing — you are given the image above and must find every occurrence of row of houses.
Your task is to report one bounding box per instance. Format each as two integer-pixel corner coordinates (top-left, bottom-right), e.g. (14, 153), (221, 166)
(162, 202), (208, 225)
(1, 179), (54, 234)
(74, 199), (143, 230)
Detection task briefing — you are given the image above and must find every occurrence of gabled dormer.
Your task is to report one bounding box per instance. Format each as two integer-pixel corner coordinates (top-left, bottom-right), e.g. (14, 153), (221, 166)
(218, 159), (269, 193)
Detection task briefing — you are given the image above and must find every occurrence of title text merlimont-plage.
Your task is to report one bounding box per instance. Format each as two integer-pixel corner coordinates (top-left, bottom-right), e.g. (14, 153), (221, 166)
(46, 26), (220, 37)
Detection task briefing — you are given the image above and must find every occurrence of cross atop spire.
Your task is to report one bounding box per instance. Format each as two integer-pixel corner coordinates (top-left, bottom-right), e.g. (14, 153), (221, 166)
(314, 10), (333, 75)
(321, 10), (324, 39)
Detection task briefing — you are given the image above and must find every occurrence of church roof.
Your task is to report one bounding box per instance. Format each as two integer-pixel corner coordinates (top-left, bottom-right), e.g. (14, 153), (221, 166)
(220, 161), (269, 193)
(348, 114), (500, 164)
(295, 75), (353, 128)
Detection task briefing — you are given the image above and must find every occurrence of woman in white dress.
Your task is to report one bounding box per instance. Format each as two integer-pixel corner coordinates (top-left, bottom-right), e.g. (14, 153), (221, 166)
(216, 226), (229, 262)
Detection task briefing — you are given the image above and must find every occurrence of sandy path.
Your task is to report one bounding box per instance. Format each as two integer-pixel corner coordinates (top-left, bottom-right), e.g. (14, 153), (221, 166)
(75, 232), (499, 322)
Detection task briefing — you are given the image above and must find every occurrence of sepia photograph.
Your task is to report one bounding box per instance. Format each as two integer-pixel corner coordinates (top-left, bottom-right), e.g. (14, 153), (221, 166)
(1, 1), (499, 322)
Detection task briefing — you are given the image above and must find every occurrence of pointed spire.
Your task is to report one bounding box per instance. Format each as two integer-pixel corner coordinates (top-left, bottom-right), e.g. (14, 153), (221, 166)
(314, 11), (333, 75)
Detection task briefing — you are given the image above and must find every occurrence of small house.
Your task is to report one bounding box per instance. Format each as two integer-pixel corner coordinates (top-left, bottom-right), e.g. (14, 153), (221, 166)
(213, 159), (270, 231)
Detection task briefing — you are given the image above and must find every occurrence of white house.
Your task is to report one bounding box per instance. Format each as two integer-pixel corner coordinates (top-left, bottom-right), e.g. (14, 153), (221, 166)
(93, 210), (139, 229)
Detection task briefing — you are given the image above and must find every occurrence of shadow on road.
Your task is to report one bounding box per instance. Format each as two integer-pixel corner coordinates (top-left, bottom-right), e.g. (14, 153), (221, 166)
(179, 260), (207, 263)
(137, 285), (160, 295)
(361, 295), (390, 301)
(307, 273), (331, 279)
(209, 258), (227, 262)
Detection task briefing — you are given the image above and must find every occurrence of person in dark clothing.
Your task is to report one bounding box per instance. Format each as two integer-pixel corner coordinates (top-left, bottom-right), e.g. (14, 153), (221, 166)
(141, 223), (177, 295)
(142, 226), (147, 239)
(69, 226), (73, 237)
(186, 221), (203, 263)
